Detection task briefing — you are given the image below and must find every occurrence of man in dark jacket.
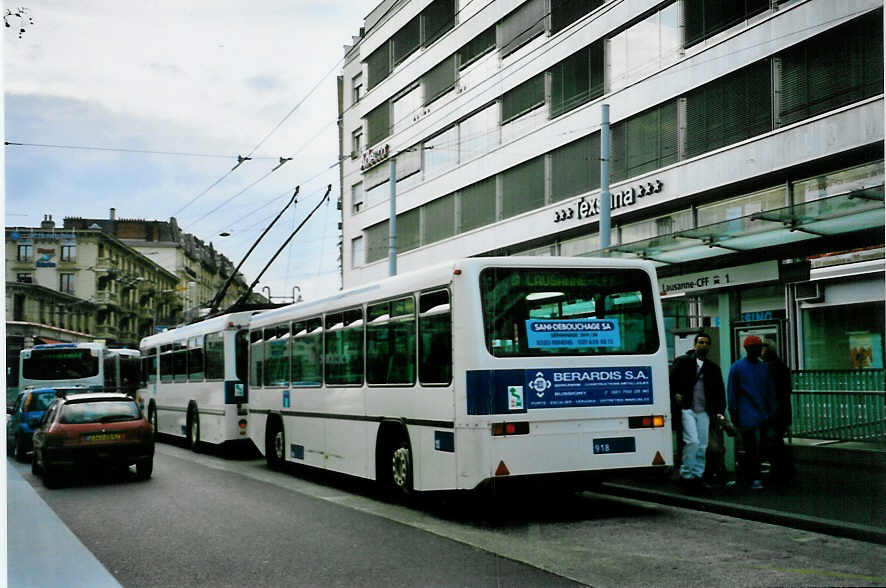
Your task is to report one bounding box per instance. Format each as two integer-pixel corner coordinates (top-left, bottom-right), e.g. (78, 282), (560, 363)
(762, 339), (793, 483)
(670, 332), (727, 490)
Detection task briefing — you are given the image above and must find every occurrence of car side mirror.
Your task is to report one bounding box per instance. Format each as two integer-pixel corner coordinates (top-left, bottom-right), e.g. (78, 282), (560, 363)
(28, 417), (41, 428)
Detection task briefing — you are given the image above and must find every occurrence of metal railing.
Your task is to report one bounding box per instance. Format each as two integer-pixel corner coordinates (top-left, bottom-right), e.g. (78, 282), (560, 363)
(790, 369), (886, 441)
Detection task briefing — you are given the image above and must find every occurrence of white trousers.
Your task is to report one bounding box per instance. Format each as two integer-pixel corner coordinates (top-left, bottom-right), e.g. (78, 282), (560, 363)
(680, 409), (710, 480)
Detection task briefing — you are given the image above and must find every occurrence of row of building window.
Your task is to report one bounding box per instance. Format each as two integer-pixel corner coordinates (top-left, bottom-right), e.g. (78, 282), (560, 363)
(249, 290), (452, 389)
(15, 244), (77, 262)
(353, 10), (882, 264)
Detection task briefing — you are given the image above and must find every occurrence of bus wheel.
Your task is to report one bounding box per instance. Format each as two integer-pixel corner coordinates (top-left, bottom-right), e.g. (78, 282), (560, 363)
(186, 404), (200, 451)
(389, 438), (414, 499)
(266, 418), (285, 471)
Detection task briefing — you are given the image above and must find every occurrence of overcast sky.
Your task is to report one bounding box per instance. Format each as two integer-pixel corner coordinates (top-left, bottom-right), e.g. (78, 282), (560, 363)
(4, 0), (378, 302)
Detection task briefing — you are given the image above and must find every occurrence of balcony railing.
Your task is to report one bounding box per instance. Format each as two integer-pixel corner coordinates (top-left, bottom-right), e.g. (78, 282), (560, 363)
(790, 369), (886, 442)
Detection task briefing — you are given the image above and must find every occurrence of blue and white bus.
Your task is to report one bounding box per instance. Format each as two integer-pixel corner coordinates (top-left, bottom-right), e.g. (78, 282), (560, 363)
(19, 342), (140, 396)
(137, 311), (257, 449)
(247, 257), (672, 496)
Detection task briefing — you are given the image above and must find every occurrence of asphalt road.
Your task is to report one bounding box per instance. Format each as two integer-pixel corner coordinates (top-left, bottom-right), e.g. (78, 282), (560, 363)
(12, 441), (886, 587)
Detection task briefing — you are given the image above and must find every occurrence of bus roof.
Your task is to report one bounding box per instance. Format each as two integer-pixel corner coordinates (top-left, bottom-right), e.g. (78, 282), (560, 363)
(139, 309), (261, 349)
(248, 256), (657, 331)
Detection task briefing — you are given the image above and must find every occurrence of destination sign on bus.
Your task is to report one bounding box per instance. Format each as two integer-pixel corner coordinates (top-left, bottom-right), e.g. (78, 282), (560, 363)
(525, 319), (620, 348)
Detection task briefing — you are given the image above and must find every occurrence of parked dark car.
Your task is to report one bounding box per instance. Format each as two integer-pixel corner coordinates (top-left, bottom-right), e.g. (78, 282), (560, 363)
(32, 391), (154, 488)
(7, 388), (57, 462)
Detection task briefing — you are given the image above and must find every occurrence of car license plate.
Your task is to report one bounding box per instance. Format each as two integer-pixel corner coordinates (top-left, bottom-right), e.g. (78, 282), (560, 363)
(593, 437), (636, 454)
(84, 433), (123, 442)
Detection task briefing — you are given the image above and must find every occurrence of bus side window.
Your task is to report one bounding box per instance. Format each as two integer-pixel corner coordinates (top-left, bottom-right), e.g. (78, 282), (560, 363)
(235, 330), (249, 383)
(205, 332), (225, 380)
(188, 336), (205, 382)
(160, 345), (174, 383)
(173, 340), (188, 383)
(249, 330), (263, 388)
(419, 290), (452, 385)
(366, 297), (416, 385)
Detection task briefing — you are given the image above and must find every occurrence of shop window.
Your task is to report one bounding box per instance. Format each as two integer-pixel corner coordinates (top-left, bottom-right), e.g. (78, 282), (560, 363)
(423, 193), (455, 245)
(458, 177), (496, 233)
(501, 74), (544, 124)
(778, 10), (883, 127)
(608, 3), (681, 92)
(559, 232), (601, 256)
(396, 207), (421, 253)
(551, 0), (604, 34)
(423, 55), (456, 105)
(365, 220), (389, 263)
(802, 302), (885, 370)
(499, 0), (545, 58)
(549, 41), (604, 118)
(611, 101), (678, 182)
(697, 185), (787, 226)
(793, 161), (885, 204)
(684, 0), (770, 49)
(551, 133), (600, 203)
(621, 210), (694, 243)
(501, 156), (545, 219)
(684, 60), (771, 160)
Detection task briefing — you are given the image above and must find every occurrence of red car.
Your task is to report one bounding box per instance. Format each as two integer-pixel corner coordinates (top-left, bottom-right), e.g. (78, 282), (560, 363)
(32, 391), (154, 488)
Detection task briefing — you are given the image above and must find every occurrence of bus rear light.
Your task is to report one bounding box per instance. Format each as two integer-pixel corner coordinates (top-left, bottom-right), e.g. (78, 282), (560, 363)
(629, 415), (665, 429)
(491, 422), (529, 436)
(238, 419), (247, 430)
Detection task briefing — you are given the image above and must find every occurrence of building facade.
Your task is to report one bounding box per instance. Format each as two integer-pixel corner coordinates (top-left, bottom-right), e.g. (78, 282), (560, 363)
(338, 0), (884, 371)
(63, 209), (253, 321)
(5, 215), (180, 391)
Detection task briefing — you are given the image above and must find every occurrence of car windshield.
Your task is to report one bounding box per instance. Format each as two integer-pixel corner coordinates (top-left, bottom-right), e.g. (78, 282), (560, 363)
(59, 400), (141, 424)
(23, 392), (56, 412)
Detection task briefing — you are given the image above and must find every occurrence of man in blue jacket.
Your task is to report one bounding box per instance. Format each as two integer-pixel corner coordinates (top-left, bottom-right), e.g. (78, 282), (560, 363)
(727, 335), (776, 489)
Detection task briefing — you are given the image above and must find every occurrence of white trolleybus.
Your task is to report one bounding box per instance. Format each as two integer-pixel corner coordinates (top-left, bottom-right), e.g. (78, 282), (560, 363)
(138, 311), (256, 449)
(19, 342), (141, 396)
(248, 257), (672, 496)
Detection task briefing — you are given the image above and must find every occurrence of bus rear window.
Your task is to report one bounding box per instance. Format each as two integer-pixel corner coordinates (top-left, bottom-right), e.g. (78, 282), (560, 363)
(22, 349), (99, 380)
(480, 267), (659, 356)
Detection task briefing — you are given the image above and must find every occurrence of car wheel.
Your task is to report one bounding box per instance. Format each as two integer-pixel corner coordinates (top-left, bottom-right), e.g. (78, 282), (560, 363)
(136, 458), (153, 480)
(186, 405), (200, 451)
(389, 438), (414, 499)
(14, 435), (29, 463)
(265, 418), (285, 471)
(149, 403), (158, 434)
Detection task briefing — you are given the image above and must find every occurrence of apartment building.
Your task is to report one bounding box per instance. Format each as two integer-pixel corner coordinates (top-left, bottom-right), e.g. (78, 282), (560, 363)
(338, 0), (884, 370)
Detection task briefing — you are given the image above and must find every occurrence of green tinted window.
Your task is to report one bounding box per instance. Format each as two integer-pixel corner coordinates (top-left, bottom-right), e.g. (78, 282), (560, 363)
(367, 297), (416, 385)
(291, 318), (323, 387)
(419, 290), (451, 385)
(263, 325), (290, 387)
(205, 332), (225, 380)
(325, 309), (364, 386)
(480, 267), (659, 357)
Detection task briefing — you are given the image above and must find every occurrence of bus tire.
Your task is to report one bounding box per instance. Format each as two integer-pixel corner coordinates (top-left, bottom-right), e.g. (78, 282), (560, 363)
(186, 403), (200, 451)
(265, 417), (285, 471)
(389, 436), (414, 499)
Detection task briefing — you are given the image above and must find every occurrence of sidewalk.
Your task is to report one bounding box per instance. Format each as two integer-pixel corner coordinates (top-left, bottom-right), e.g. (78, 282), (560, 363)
(601, 438), (886, 544)
(6, 462), (121, 587)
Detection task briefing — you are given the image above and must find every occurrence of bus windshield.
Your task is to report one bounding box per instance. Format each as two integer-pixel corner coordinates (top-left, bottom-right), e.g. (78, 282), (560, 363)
(480, 267), (659, 356)
(21, 348), (100, 380)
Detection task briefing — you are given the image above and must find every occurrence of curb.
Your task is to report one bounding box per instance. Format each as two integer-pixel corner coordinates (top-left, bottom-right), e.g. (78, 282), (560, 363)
(599, 481), (886, 545)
